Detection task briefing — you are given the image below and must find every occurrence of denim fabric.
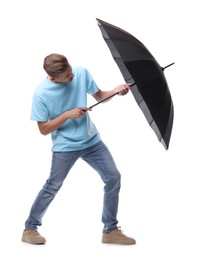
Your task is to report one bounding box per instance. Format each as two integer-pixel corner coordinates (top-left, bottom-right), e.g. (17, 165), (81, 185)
(25, 140), (121, 233)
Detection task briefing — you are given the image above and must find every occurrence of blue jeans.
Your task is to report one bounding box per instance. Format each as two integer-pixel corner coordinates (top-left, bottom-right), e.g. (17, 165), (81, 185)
(25, 140), (121, 233)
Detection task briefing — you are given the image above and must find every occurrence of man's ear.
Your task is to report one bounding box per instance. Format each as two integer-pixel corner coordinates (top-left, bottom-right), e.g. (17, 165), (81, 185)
(49, 76), (56, 82)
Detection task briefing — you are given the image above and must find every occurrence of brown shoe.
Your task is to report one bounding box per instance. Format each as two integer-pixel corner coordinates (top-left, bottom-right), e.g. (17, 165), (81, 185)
(21, 229), (46, 245)
(102, 227), (136, 245)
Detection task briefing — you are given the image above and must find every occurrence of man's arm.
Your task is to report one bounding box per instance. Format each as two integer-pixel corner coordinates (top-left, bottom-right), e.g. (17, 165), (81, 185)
(37, 107), (90, 135)
(92, 84), (131, 102)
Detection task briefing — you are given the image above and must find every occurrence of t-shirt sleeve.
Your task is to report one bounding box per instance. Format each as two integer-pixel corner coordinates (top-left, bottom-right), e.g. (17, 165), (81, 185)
(85, 69), (100, 94)
(30, 93), (49, 122)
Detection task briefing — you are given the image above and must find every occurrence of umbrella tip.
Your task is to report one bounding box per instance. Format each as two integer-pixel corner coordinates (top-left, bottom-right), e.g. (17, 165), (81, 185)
(162, 62), (175, 71)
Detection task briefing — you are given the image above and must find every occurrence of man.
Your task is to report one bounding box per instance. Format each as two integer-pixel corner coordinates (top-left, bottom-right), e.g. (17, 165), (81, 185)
(22, 53), (136, 245)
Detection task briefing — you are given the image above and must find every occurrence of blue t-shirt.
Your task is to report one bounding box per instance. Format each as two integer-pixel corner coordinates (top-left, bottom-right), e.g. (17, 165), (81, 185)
(31, 66), (101, 151)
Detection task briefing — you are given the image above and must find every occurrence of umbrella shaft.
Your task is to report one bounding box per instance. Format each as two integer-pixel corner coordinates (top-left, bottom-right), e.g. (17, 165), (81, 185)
(89, 92), (118, 109)
(89, 82), (136, 109)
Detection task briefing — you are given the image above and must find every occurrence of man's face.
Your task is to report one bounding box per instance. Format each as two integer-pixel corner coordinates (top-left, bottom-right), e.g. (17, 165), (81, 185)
(54, 65), (74, 83)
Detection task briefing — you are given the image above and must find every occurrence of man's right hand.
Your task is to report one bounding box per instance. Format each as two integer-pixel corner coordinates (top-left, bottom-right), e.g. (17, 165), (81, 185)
(67, 107), (91, 119)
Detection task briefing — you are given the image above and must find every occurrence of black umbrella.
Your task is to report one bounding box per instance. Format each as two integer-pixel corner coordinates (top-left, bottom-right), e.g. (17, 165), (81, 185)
(92, 18), (174, 150)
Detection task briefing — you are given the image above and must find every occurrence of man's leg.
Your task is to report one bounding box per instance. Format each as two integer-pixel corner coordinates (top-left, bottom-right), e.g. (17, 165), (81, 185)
(81, 140), (121, 232)
(22, 151), (80, 244)
(81, 141), (136, 245)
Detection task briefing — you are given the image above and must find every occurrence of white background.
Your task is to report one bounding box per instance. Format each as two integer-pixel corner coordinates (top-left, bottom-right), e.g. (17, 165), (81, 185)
(0, 0), (197, 259)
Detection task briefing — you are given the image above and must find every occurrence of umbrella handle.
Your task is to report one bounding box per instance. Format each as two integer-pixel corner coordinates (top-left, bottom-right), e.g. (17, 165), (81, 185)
(89, 83), (135, 109)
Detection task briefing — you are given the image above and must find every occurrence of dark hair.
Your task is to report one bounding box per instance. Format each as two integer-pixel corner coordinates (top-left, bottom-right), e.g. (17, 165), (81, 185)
(43, 53), (69, 77)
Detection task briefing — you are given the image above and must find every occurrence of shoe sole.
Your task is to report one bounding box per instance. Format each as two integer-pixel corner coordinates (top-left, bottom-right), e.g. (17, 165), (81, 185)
(21, 238), (46, 245)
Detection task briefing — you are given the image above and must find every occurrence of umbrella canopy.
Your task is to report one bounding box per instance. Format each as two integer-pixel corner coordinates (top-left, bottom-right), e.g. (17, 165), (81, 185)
(96, 18), (174, 150)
